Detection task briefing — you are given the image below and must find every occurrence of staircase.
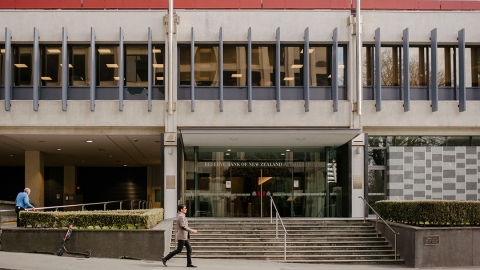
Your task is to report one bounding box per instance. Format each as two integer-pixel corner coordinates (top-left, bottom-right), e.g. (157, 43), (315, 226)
(169, 218), (404, 264)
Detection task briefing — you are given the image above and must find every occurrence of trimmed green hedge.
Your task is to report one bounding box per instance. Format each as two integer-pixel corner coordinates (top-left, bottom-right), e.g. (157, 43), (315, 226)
(375, 200), (480, 226)
(20, 208), (164, 229)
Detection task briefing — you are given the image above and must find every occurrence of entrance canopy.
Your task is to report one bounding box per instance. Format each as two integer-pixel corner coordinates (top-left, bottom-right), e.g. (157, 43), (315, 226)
(180, 129), (361, 147)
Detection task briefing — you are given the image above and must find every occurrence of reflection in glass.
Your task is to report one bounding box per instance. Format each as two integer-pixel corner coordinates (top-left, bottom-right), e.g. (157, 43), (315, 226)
(14, 47), (33, 86)
(368, 149), (386, 166)
(437, 47), (455, 87)
(363, 46), (400, 87)
(223, 46), (247, 86)
(97, 46), (119, 86)
(362, 46), (373, 86)
(367, 169), (385, 214)
(408, 46), (428, 86)
(179, 46), (191, 85)
(0, 46), (4, 85)
(69, 47), (90, 86)
(195, 46), (219, 86)
(309, 46), (331, 86)
(251, 46), (274, 86)
(41, 47), (63, 87)
(445, 136), (470, 146)
(125, 46), (164, 87)
(281, 46), (303, 86)
(471, 47), (480, 87)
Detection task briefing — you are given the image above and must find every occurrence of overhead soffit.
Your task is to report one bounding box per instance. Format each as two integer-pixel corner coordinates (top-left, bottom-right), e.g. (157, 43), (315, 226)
(180, 129), (361, 147)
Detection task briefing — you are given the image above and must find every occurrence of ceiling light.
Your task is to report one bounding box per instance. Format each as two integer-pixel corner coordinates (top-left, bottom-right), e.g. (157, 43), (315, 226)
(41, 77), (52, 81)
(338, 64), (345, 68)
(156, 77), (164, 80)
(56, 148), (62, 151)
(123, 164), (127, 167)
(327, 74), (332, 78)
(86, 140), (93, 143)
(47, 48), (61, 54)
(281, 153), (285, 156)
(283, 77), (294, 81)
(14, 64), (28, 68)
(286, 149), (291, 152)
(153, 49), (161, 53)
(152, 64), (163, 68)
(109, 155), (113, 158)
(231, 74), (242, 78)
(291, 64), (303, 69)
(106, 64), (118, 68)
(226, 153), (230, 156)
(300, 49), (314, 53)
(1, 49), (5, 53)
(98, 48), (111, 54)
(227, 149), (231, 152)
(60, 64), (73, 68)
(10, 154), (13, 157)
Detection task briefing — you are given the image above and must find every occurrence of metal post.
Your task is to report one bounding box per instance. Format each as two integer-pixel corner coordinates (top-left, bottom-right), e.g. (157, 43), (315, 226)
(120, 201), (123, 210)
(270, 197), (272, 223)
(260, 169), (263, 217)
(82, 205), (85, 211)
(276, 213), (278, 238)
(167, 0), (173, 115)
(284, 232), (287, 261)
(356, 0), (362, 115)
(104, 204), (107, 211)
(394, 234), (397, 260)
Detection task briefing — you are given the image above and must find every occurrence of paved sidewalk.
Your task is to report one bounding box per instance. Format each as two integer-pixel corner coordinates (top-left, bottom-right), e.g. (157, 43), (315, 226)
(0, 251), (479, 270)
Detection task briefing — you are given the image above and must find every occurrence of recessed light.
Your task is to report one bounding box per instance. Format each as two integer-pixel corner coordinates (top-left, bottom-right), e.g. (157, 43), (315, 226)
(286, 149), (291, 152)
(106, 64), (118, 68)
(98, 48), (111, 54)
(10, 154), (13, 157)
(86, 140), (93, 143)
(123, 164), (127, 167)
(227, 149), (231, 152)
(152, 64), (163, 68)
(109, 155), (113, 158)
(281, 153), (285, 156)
(226, 153), (230, 156)
(291, 64), (303, 69)
(56, 148), (62, 151)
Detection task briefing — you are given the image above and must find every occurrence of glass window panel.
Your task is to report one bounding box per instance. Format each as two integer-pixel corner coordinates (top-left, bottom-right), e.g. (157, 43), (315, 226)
(69, 47), (90, 86)
(281, 46), (303, 86)
(367, 169), (385, 214)
(445, 136), (470, 146)
(223, 45), (247, 86)
(0, 45), (4, 85)
(97, 46), (119, 86)
(472, 136), (480, 146)
(409, 46), (428, 86)
(251, 45), (274, 86)
(362, 46), (373, 86)
(368, 149), (386, 166)
(393, 136), (447, 146)
(309, 46), (331, 86)
(153, 46), (164, 86)
(381, 47), (400, 86)
(41, 46), (62, 87)
(471, 47), (480, 87)
(14, 46), (33, 86)
(195, 46), (219, 86)
(463, 48), (472, 87)
(368, 136), (387, 147)
(125, 45), (163, 87)
(436, 47), (455, 87)
(179, 46), (191, 85)
(338, 46), (345, 86)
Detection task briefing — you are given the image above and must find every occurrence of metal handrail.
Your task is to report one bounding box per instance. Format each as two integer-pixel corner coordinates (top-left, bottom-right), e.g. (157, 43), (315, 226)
(269, 196), (288, 261)
(358, 196), (399, 260)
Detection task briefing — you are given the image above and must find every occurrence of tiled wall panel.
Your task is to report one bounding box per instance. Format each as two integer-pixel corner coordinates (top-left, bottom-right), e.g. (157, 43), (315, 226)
(388, 146), (480, 201)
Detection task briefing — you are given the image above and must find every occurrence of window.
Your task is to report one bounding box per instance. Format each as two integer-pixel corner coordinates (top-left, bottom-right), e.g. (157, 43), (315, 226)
(0, 46), (4, 85)
(69, 47), (90, 86)
(41, 47), (63, 87)
(97, 46), (119, 86)
(251, 45), (275, 86)
(223, 45), (247, 86)
(408, 46), (428, 86)
(125, 45), (164, 87)
(363, 46), (401, 87)
(281, 46), (303, 86)
(471, 47), (480, 87)
(14, 46), (33, 86)
(309, 46), (331, 86)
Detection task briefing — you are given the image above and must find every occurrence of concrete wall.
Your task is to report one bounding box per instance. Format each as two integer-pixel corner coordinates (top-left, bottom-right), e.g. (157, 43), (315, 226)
(377, 221), (480, 268)
(0, 201), (16, 222)
(1, 219), (173, 261)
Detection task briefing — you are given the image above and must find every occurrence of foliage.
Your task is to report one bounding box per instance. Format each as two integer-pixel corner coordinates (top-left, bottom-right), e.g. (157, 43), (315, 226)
(19, 208), (164, 229)
(375, 200), (480, 226)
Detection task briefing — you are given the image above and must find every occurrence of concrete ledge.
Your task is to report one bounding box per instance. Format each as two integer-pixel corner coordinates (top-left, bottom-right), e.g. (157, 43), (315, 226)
(377, 220), (480, 268)
(0, 218), (174, 261)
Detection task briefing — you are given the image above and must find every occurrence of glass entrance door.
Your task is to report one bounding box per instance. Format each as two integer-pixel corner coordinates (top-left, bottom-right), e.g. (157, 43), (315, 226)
(226, 167), (293, 217)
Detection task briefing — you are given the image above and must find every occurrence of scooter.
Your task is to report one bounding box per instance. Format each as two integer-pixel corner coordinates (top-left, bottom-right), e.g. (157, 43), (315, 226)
(56, 220), (91, 258)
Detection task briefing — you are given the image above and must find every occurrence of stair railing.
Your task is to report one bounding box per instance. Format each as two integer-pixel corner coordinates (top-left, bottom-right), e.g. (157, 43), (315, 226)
(269, 196), (288, 261)
(358, 196), (399, 260)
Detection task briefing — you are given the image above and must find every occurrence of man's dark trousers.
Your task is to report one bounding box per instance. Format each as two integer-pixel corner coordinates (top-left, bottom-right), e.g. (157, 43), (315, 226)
(15, 206), (25, 227)
(164, 240), (193, 265)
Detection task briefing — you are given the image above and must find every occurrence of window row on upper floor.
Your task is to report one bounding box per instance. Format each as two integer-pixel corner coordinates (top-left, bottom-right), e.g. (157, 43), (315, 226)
(0, 44), (346, 88)
(363, 45), (480, 88)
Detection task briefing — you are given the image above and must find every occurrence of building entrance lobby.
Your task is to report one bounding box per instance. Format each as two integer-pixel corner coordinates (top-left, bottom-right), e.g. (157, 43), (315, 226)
(182, 146), (350, 218)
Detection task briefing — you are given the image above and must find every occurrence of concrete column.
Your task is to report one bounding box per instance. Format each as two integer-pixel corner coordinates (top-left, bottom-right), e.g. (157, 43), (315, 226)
(351, 134), (365, 217)
(64, 165), (76, 198)
(25, 151), (44, 207)
(164, 144), (177, 218)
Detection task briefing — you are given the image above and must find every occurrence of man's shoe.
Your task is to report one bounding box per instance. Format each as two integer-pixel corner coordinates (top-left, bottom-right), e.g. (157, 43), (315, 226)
(161, 257), (167, 267)
(187, 265), (197, 268)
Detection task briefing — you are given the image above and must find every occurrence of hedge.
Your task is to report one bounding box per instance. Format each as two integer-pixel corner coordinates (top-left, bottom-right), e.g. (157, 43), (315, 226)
(19, 208), (164, 229)
(375, 200), (480, 226)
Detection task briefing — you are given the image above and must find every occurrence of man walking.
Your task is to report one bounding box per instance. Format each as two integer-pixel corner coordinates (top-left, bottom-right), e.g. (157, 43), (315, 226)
(15, 188), (35, 227)
(162, 204), (197, 268)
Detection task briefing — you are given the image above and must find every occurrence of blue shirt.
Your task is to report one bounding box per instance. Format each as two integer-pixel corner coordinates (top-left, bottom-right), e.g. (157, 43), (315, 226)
(15, 192), (34, 209)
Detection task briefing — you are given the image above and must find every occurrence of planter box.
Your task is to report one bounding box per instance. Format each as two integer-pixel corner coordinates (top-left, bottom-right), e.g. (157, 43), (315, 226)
(0, 219), (173, 261)
(376, 220), (480, 268)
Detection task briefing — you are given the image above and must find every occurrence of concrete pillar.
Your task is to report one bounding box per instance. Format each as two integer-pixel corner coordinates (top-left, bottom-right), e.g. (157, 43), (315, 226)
(25, 151), (44, 207)
(351, 134), (365, 217)
(64, 165), (76, 199)
(164, 143), (177, 218)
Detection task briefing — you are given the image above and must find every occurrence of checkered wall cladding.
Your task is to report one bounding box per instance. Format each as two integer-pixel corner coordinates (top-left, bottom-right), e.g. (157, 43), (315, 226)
(388, 147), (480, 201)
